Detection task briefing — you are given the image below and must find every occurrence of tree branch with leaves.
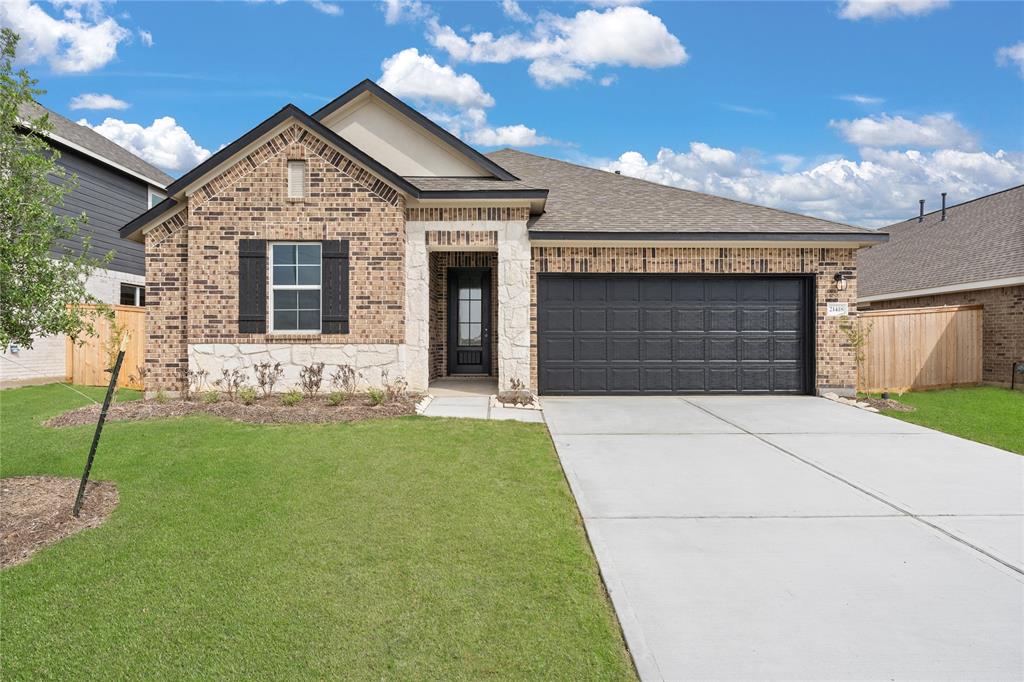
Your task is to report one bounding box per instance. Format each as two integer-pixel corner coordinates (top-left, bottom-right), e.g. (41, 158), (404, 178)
(0, 28), (112, 350)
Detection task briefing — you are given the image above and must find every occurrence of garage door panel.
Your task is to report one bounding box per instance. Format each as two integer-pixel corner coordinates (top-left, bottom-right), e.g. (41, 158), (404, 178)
(740, 366), (771, 391)
(774, 367), (803, 391)
(709, 309), (738, 331)
(577, 337), (607, 362)
(642, 367), (674, 392)
(643, 309), (673, 332)
(674, 308), (704, 332)
(577, 308), (607, 332)
(773, 308), (801, 333)
(740, 309), (770, 332)
(708, 367), (739, 391)
(709, 337), (739, 361)
(610, 338), (640, 362)
(542, 337), (574, 362)
(675, 337), (704, 362)
(675, 367), (706, 391)
(609, 308), (640, 332)
(741, 337), (771, 362)
(642, 337), (673, 362)
(610, 368), (640, 392)
(537, 276), (810, 395)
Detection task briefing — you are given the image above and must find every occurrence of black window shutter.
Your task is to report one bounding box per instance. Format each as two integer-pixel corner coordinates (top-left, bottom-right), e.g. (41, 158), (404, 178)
(322, 239), (349, 334)
(238, 239), (267, 333)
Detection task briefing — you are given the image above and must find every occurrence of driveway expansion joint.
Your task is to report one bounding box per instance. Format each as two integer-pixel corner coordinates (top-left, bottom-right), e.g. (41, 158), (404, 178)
(681, 397), (1024, 577)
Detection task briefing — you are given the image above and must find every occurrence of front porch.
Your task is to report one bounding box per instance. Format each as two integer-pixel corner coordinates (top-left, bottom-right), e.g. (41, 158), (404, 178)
(428, 251), (499, 382)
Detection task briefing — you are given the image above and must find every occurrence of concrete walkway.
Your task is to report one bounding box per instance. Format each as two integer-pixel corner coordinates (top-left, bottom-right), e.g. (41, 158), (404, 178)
(420, 379), (544, 423)
(543, 395), (1024, 681)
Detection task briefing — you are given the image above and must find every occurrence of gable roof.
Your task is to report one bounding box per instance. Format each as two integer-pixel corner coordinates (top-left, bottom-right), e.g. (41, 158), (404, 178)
(312, 80), (518, 181)
(18, 100), (173, 188)
(486, 149), (885, 242)
(858, 184), (1024, 301)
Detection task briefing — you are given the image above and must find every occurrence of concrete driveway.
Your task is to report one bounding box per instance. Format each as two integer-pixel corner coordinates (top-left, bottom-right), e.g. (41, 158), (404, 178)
(543, 396), (1024, 681)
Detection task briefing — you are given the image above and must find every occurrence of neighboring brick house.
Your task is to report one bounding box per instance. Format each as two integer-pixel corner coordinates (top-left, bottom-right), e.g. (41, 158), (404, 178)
(1, 102), (172, 388)
(121, 80), (885, 397)
(858, 185), (1024, 386)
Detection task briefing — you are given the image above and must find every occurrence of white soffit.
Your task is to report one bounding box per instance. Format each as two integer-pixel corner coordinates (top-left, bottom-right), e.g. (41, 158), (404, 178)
(321, 93), (488, 177)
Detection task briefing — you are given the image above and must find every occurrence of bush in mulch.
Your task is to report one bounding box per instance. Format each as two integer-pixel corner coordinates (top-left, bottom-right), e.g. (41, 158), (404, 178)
(0, 476), (118, 569)
(44, 393), (421, 428)
(860, 396), (916, 412)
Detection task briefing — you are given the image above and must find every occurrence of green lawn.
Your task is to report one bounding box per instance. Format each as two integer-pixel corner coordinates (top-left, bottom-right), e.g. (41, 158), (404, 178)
(871, 386), (1024, 455)
(0, 385), (635, 680)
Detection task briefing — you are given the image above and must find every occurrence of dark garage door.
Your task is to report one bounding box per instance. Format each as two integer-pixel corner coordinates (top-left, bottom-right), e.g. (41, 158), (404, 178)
(537, 275), (813, 395)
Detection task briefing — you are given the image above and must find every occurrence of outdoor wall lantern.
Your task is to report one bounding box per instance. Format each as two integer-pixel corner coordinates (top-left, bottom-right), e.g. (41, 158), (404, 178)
(833, 272), (848, 291)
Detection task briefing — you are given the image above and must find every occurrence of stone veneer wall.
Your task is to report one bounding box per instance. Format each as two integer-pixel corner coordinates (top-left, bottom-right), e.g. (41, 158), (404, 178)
(530, 246), (859, 394)
(407, 209), (532, 391)
(863, 285), (1024, 385)
(428, 252), (498, 379)
(145, 123), (410, 393)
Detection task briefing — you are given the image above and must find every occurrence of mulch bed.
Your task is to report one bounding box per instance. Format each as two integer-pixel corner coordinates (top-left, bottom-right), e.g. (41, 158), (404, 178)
(860, 396), (916, 412)
(44, 394), (420, 428)
(1, 476), (118, 569)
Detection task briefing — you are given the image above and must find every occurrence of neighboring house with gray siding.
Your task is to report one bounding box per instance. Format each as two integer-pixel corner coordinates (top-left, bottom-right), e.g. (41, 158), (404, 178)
(1, 101), (172, 387)
(858, 185), (1024, 385)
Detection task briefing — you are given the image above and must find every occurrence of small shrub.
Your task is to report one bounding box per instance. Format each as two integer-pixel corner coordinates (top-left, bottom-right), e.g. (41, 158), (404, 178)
(214, 367), (246, 402)
(201, 390), (220, 404)
(238, 387), (259, 405)
(299, 362), (325, 398)
(381, 370), (408, 402)
(326, 391), (347, 406)
(153, 390), (169, 405)
(367, 388), (385, 406)
(329, 364), (361, 396)
(254, 362), (284, 398)
(185, 369), (209, 400)
(281, 389), (303, 407)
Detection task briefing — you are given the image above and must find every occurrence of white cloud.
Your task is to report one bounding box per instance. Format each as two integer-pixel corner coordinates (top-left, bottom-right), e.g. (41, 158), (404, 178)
(837, 0), (949, 20)
(69, 93), (130, 110)
(425, 5), (687, 88)
(381, 0), (431, 25)
(138, 29), (153, 47)
(722, 103), (770, 116)
(838, 94), (884, 105)
(599, 74), (617, 86)
(308, 0), (342, 15)
(376, 48), (551, 148)
(602, 142), (1023, 227)
(501, 0), (530, 22)
(0, 0), (133, 73)
(996, 42), (1024, 78)
(830, 113), (977, 150)
(379, 48), (495, 108)
(76, 116), (211, 173)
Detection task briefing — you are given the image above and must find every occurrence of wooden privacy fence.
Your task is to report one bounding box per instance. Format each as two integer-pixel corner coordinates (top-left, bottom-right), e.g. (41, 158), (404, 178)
(66, 305), (146, 390)
(857, 304), (982, 393)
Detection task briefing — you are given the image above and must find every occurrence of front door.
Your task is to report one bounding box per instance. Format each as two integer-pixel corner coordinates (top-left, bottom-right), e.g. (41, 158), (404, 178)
(448, 268), (491, 375)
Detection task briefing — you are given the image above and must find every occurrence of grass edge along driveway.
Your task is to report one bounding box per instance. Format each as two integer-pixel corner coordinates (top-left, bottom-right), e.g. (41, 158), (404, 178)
(0, 384), (636, 680)
(872, 386), (1024, 455)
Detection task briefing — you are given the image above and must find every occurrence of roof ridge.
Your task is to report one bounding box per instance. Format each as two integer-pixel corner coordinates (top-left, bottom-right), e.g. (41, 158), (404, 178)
(489, 148), (875, 233)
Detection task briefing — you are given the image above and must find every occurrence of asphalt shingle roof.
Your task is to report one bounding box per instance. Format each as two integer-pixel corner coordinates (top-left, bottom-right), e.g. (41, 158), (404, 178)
(857, 185), (1024, 299)
(18, 101), (173, 187)
(485, 148), (877, 235)
(403, 176), (544, 192)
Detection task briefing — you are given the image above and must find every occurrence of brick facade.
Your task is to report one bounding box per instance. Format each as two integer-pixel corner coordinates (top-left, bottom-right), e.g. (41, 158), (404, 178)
(863, 285), (1024, 384)
(425, 230), (498, 249)
(428, 252), (499, 379)
(530, 246), (859, 394)
(145, 124), (406, 391)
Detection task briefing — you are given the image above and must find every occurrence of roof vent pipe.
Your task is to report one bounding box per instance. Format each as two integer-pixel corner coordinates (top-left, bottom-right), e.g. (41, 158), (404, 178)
(919, 199), (925, 222)
(614, 170), (621, 175)
(941, 192), (947, 221)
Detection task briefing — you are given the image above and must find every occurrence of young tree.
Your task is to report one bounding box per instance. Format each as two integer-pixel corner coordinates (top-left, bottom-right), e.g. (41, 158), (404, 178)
(0, 28), (111, 349)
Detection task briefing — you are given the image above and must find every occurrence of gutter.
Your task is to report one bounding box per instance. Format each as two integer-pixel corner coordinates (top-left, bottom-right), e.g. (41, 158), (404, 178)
(858, 275), (1024, 303)
(529, 230), (889, 244)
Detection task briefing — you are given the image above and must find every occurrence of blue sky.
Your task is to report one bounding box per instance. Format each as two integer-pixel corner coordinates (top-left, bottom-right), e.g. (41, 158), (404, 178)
(3, 0), (1023, 226)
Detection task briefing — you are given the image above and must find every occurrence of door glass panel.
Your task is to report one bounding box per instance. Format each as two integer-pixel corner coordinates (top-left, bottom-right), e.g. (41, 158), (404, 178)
(456, 277), (483, 347)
